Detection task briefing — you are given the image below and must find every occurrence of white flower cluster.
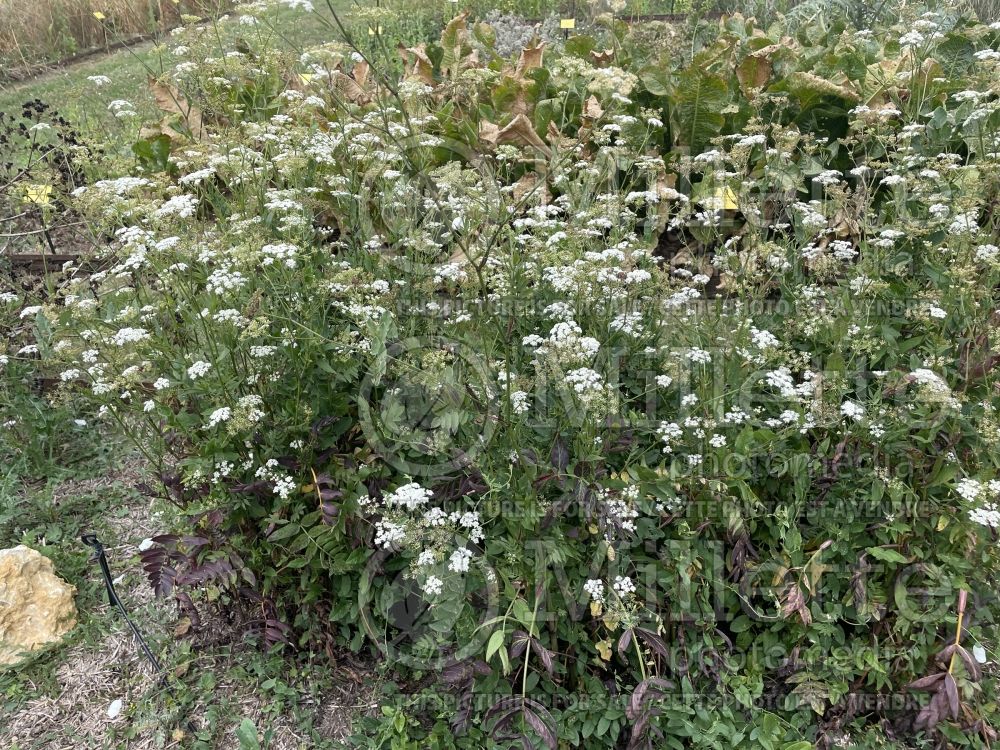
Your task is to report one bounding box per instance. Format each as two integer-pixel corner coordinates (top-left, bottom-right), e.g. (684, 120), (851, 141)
(601, 485), (640, 537)
(384, 482), (434, 511)
(584, 579), (605, 603)
(956, 479), (1000, 527)
(254, 459), (296, 499)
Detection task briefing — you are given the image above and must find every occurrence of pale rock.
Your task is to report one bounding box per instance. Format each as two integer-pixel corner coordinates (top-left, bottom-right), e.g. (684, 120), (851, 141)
(107, 698), (124, 719)
(0, 545), (77, 666)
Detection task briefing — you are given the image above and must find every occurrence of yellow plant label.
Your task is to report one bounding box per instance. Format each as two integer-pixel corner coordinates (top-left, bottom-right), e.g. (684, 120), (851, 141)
(560, 18), (576, 29)
(714, 185), (739, 210)
(23, 184), (52, 206)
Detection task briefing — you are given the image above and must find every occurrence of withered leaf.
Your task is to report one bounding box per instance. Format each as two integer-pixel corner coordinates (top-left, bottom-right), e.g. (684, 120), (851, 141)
(589, 48), (614, 67)
(944, 673), (960, 719)
(331, 71), (368, 105)
(353, 59), (369, 88)
(906, 672), (945, 691)
(515, 42), (545, 79)
(148, 77), (203, 140)
(398, 44), (435, 85)
(496, 113), (552, 158)
(583, 95), (604, 122)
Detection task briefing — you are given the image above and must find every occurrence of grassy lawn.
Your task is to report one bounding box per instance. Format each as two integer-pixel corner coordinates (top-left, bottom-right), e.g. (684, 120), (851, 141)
(0, 3), (349, 128)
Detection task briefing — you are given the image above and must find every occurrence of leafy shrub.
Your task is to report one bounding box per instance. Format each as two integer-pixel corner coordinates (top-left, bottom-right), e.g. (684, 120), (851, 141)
(12, 1), (1000, 747)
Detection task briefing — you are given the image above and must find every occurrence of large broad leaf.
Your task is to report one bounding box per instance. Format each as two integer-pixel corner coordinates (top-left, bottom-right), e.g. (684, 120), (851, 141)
(473, 22), (495, 51)
(330, 70), (368, 106)
(440, 11), (470, 78)
(736, 51), (772, 96)
(780, 71), (860, 106)
(515, 42), (545, 79)
(398, 44), (435, 85)
(480, 114), (552, 158)
(669, 68), (729, 152)
(148, 78), (203, 140)
(934, 34), (974, 78)
(638, 58), (671, 97)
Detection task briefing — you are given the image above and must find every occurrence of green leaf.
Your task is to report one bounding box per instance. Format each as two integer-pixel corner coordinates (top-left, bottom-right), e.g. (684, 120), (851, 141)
(639, 61), (671, 97)
(473, 22), (495, 50)
(368, 313), (394, 386)
(236, 719), (260, 750)
(669, 68), (729, 152)
(565, 35), (597, 59)
(486, 629), (505, 662)
(512, 598), (533, 630)
(865, 546), (909, 564)
(439, 12), (468, 77)
(265, 522), (300, 543)
(935, 35), (974, 77)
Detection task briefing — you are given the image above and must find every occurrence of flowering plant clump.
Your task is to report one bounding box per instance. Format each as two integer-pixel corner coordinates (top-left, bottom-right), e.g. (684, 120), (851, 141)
(8, 0), (1000, 747)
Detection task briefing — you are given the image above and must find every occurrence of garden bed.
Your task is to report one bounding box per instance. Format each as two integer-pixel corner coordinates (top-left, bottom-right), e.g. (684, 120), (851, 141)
(3, 0), (1000, 748)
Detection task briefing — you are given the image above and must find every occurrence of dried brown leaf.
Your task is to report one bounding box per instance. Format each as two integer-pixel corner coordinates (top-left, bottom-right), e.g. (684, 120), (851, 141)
(583, 95), (604, 122)
(479, 119), (500, 147)
(353, 59), (370, 88)
(148, 77), (203, 140)
(398, 44), (435, 85)
(515, 42), (545, 79)
(589, 48), (615, 67)
(496, 113), (552, 158)
(331, 71), (368, 105)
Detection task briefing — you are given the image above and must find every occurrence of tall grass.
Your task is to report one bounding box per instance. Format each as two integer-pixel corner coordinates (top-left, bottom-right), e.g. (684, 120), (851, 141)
(0, 0), (226, 72)
(967, 0), (1000, 18)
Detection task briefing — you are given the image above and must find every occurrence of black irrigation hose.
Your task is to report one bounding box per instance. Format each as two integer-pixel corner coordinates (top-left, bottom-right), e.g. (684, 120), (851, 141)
(80, 533), (198, 736)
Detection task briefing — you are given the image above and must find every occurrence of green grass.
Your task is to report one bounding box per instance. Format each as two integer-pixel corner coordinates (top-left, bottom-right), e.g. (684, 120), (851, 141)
(0, 3), (350, 132)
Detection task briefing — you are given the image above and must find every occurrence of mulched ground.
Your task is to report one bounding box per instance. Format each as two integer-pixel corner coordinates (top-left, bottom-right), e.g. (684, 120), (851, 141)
(1, 460), (380, 749)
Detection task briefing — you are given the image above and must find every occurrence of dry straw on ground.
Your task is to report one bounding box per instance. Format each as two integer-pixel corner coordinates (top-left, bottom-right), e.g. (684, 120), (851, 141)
(0, 459), (378, 748)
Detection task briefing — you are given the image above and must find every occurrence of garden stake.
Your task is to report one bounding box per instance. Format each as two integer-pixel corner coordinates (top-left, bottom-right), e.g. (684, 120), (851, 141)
(81, 533), (198, 736)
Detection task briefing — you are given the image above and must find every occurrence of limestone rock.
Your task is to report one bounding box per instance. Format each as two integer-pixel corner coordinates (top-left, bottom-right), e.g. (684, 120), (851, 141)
(0, 545), (77, 666)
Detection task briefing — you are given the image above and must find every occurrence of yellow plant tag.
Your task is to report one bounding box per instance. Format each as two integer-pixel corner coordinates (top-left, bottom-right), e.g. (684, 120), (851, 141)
(560, 18), (576, 29)
(93, 11), (106, 19)
(23, 184), (52, 206)
(369, 26), (382, 36)
(714, 185), (739, 210)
